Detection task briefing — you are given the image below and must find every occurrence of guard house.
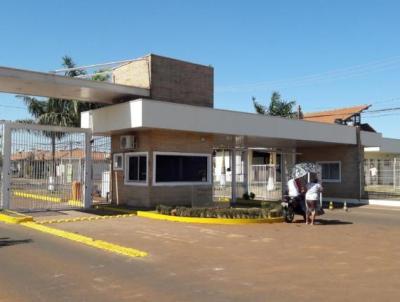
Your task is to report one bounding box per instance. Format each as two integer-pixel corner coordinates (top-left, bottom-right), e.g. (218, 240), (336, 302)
(81, 54), (400, 207)
(1, 53), (399, 208)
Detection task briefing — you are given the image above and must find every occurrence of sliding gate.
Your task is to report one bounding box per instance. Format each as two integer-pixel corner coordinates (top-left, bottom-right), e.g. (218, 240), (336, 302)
(0, 121), (92, 212)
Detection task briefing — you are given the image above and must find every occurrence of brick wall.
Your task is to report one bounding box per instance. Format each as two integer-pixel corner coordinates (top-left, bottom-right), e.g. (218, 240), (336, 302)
(297, 145), (363, 199)
(111, 129), (213, 207)
(112, 54), (214, 108)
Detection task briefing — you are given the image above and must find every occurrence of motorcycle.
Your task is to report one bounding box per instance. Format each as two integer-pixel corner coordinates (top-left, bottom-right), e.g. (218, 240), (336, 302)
(281, 194), (306, 223)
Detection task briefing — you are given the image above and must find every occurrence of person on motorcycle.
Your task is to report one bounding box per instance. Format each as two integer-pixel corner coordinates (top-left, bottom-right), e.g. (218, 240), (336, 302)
(287, 178), (307, 218)
(288, 178), (300, 199)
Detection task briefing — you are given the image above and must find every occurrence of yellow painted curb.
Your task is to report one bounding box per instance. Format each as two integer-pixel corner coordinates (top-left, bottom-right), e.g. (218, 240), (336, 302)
(0, 212), (34, 224)
(14, 191), (62, 203)
(20, 221), (148, 258)
(137, 211), (284, 225)
(37, 213), (136, 225)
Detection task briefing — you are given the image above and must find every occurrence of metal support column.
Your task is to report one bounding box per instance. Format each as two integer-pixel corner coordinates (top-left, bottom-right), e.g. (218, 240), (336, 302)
(394, 158), (397, 190)
(83, 132), (92, 209)
(1, 123), (11, 209)
(231, 148), (237, 206)
(243, 149), (249, 195)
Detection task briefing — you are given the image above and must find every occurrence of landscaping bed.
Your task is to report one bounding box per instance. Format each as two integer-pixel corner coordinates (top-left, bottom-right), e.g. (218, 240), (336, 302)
(155, 204), (282, 219)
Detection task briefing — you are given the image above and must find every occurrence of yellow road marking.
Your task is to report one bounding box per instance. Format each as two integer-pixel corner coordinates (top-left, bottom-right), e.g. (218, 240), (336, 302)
(137, 211), (284, 224)
(14, 191), (62, 203)
(67, 200), (83, 207)
(36, 213), (136, 224)
(0, 212), (33, 224)
(20, 222), (147, 258)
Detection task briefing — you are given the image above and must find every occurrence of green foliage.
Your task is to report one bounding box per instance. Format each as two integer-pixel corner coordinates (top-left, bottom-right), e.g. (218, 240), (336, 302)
(18, 56), (107, 129)
(253, 91), (300, 119)
(91, 69), (111, 82)
(155, 205), (283, 219)
(249, 192), (256, 200)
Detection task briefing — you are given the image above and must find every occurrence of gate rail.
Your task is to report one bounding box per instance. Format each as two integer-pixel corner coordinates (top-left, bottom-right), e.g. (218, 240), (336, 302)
(0, 121), (93, 211)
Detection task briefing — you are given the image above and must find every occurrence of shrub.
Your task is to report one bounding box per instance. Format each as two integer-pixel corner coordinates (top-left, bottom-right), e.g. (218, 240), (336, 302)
(249, 192), (256, 200)
(155, 204), (283, 219)
(156, 205), (173, 215)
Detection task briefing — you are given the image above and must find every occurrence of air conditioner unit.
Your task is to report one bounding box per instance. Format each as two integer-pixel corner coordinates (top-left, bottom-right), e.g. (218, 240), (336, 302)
(120, 135), (136, 150)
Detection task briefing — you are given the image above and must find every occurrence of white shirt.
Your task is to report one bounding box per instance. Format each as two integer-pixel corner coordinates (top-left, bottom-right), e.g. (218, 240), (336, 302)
(370, 167), (377, 177)
(288, 179), (300, 197)
(306, 183), (322, 201)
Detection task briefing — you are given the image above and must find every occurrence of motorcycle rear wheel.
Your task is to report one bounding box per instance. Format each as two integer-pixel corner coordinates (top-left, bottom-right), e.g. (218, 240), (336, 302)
(283, 207), (295, 223)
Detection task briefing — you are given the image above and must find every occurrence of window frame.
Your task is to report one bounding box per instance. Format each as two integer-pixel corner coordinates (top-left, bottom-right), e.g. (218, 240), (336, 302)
(124, 152), (148, 186)
(113, 153), (124, 171)
(153, 151), (212, 186)
(317, 161), (341, 183)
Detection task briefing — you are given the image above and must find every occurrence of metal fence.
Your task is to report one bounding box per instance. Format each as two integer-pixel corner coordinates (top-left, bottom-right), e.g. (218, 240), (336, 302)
(364, 158), (400, 197)
(91, 135), (111, 204)
(0, 121), (93, 211)
(249, 165), (282, 201)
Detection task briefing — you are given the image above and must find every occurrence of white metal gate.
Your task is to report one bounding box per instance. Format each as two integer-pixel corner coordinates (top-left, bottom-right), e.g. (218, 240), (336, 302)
(91, 135), (111, 204)
(0, 121), (92, 211)
(364, 158), (400, 196)
(249, 165), (282, 200)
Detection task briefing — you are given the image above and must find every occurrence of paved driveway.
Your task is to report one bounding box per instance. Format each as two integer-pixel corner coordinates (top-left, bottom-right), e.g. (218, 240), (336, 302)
(1, 206), (400, 301)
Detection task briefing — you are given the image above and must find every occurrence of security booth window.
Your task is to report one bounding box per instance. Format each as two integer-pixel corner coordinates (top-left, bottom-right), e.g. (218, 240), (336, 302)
(125, 153), (147, 184)
(319, 161), (341, 183)
(154, 152), (210, 185)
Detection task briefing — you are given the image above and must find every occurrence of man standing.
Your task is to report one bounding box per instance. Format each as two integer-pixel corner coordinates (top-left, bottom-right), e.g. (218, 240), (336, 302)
(369, 164), (378, 185)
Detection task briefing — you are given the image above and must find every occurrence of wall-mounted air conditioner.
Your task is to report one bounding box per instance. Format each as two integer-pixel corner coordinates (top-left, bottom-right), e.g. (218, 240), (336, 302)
(120, 135), (136, 150)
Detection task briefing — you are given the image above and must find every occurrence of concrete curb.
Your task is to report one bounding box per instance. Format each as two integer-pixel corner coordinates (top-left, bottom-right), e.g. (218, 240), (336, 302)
(137, 211), (284, 225)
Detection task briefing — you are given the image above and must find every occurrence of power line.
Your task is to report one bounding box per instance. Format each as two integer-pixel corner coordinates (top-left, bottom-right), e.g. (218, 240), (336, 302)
(364, 113), (400, 118)
(217, 55), (400, 92)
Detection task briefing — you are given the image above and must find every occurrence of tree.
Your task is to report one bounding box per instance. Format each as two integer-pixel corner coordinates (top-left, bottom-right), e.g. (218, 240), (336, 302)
(17, 56), (108, 178)
(252, 91), (302, 118)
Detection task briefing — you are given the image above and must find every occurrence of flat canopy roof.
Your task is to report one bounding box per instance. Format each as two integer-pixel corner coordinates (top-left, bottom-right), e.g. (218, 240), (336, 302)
(81, 99), (359, 146)
(0, 66), (149, 104)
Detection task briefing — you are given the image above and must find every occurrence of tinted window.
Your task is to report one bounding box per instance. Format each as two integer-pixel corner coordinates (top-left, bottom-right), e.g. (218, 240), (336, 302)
(321, 163), (340, 181)
(155, 155), (208, 183)
(127, 155), (146, 182)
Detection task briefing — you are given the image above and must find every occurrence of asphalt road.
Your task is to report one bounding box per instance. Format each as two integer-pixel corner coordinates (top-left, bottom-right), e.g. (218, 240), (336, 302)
(0, 223), (151, 302)
(0, 206), (399, 302)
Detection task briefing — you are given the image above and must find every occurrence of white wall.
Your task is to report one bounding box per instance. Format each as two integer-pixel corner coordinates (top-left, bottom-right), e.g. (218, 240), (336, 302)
(82, 99), (358, 145)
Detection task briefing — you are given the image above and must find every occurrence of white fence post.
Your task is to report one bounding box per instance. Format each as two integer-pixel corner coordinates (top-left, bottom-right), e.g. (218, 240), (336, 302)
(231, 149), (237, 205)
(83, 132), (92, 209)
(394, 158), (397, 190)
(1, 123), (11, 209)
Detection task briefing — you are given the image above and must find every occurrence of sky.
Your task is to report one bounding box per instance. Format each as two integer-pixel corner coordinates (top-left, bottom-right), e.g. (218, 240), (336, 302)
(0, 0), (400, 137)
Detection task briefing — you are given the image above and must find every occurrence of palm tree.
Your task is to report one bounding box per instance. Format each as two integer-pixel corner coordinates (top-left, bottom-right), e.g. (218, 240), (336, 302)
(17, 56), (108, 177)
(253, 91), (301, 118)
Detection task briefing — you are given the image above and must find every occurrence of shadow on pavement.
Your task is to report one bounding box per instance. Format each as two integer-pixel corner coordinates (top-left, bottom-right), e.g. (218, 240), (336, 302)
(0, 238), (33, 248)
(315, 219), (353, 225)
(292, 219), (353, 225)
